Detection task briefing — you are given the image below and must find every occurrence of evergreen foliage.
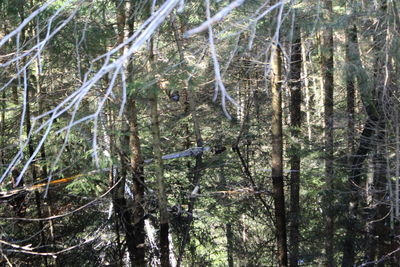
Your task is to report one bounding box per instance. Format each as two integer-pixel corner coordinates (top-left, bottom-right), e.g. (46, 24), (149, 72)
(0, 0), (399, 266)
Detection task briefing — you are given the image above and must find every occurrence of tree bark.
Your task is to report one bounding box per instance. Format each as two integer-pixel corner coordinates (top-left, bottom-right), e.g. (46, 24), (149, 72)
(147, 18), (170, 266)
(127, 1), (146, 265)
(226, 222), (234, 267)
(319, 1), (334, 265)
(149, 83), (170, 267)
(289, 20), (302, 267)
(341, 21), (357, 267)
(271, 43), (288, 267)
(372, 140), (389, 267)
(113, 1), (146, 265)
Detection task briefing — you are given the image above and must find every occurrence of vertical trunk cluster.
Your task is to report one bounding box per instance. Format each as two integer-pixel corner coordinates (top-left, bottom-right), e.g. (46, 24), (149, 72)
(147, 4), (170, 265)
(367, 1), (390, 263)
(342, 1), (391, 265)
(319, 0), (334, 265)
(127, 1), (146, 265)
(113, 1), (146, 265)
(289, 20), (302, 267)
(113, 1), (134, 264)
(171, 15), (204, 267)
(271, 43), (288, 267)
(22, 3), (50, 265)
(341, 23), (377, 266)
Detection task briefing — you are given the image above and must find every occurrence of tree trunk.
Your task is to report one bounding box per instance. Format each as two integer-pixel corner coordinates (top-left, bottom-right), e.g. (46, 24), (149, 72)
(114, 1), (146, 265)
(301, 32), (312, 145)
(368, 2), (390, 264)
(345, 24), (356, 166)
(371, 140), (389, 267)
(289, 20), (302, 267)
(149, 83), (170, 267)
(126, 97), (146, 266)
(171, 14), (205, 267)
(271, 43), (288, 267)
(319, 1), (334, 265)
(127, 1), (146, 265)
(341, 18), (387, 266)
(226, 222), (234, 267)
(341, 20), (358, 266)
(26, 77), (48, 267)
(147, 20), (170, 266)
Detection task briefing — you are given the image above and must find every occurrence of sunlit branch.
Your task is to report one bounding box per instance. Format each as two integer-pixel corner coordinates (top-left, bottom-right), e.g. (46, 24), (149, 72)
(183, 0), (245, 38)
(206, 0), (239, 120)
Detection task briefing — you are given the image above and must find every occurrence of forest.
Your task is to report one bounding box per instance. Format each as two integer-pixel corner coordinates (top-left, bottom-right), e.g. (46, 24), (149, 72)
(0, 0), (399, 266)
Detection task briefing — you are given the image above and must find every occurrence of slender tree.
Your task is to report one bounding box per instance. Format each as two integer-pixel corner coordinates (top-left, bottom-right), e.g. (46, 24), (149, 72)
(319, 0), (334, 265)
(368, 1), (390, 264)
(289, 16), (302, 267)
(147, 8), (170, 264)
(271, 42), (288, 267)
(343, 13), (358, 264)
(127, 1), (146, 265)
(113, 1), (146, 265)
(148, 74), (170, 267)
(342, 16), (357, 265)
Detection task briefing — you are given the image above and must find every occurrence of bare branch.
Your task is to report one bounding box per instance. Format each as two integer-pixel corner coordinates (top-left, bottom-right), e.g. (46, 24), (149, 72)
(183, 0), (245, 38)
(205, 0), (240, 120)
(2, 0), (181, 186)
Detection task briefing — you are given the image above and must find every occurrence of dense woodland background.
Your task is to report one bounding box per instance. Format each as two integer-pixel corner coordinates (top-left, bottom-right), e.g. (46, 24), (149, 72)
(0, 0), (400, 266)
